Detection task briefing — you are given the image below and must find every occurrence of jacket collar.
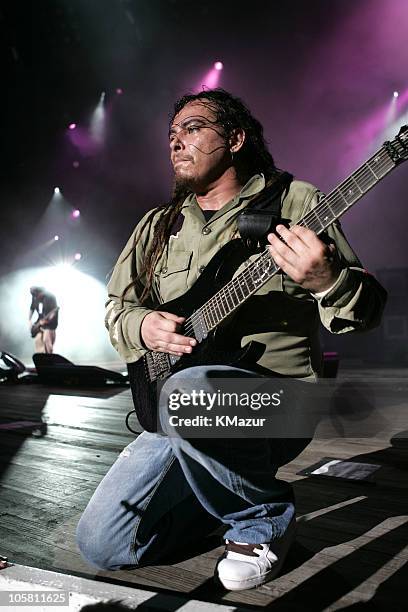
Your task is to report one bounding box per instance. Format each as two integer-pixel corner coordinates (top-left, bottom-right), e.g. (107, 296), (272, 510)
(181, 174), (265, 222)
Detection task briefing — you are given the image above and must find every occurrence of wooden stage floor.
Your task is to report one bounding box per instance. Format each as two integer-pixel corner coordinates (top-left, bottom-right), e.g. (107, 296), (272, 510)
(0, 365), (407, 611)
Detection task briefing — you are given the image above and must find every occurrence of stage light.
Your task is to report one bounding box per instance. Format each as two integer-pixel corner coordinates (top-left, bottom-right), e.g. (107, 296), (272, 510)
(54, 187), (61, 195)
(54, 235), (59, 241)
(74, 253), (82, 261)
(72, 209), (80, 219)
(68, 123), (77, 130)
(195, 63), (223, 91)
(55, 262), (73, 272)
(393, 91), (399, 98)
(116, 88), (123, 95)
(90, 92), (106, 145)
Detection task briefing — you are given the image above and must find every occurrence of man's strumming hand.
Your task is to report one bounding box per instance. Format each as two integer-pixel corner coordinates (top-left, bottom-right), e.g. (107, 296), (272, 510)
(141, 311), (197, 356)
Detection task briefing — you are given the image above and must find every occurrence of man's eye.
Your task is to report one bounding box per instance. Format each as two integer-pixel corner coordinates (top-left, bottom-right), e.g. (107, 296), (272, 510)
(187, 125), (200, 133)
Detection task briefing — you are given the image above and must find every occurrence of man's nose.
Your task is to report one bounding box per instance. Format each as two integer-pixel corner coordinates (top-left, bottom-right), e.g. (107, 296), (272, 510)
(169, 129), (186, 152)
(171, 139), (182, 152)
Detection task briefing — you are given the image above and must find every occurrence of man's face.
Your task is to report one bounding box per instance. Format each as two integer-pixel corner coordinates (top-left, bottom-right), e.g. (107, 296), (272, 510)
(169, 101), (230, 192)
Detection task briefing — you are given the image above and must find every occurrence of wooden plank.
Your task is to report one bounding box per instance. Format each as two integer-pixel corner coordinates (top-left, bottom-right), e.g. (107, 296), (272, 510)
(0, 436), (122, 466)
(2, 453), (113, 481)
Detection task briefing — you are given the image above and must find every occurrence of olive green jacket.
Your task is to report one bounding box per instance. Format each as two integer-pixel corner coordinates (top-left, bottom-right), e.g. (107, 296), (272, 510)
(105, 175), (386, 377)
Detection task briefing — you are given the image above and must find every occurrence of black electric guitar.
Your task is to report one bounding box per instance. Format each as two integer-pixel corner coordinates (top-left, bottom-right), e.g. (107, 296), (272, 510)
(30, 307), (59, 338)
(128, 126), (408, 432)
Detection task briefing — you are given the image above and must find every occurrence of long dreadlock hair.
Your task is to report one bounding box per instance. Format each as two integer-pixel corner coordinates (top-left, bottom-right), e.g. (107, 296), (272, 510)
(125, 88), (279, 304)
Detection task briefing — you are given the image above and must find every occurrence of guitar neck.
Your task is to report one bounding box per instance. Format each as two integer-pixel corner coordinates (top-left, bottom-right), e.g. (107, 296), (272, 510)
(190, 144), (397, 334)
(300, 146), (394, 234)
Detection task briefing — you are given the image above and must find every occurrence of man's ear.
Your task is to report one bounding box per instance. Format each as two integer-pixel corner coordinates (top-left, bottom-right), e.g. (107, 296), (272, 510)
(229, 128), (245, 154)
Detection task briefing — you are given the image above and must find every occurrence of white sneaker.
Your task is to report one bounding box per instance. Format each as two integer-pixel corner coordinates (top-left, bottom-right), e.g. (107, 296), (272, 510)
(215, 518), (296, 591)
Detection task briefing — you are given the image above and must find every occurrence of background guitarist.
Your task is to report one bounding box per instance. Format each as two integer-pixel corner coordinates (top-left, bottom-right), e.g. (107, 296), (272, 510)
(28, 286), (59, 354)
(77, 89), (387, 590)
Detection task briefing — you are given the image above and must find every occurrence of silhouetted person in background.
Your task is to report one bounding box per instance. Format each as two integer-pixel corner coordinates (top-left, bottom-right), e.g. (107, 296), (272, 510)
(29, 286), (59, 354)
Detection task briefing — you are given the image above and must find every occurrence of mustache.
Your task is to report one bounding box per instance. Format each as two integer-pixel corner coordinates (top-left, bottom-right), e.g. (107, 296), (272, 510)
(174, 155), (194, 162)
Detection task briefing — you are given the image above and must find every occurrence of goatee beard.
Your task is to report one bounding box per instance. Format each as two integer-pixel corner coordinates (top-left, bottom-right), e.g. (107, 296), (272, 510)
(173, 174), (199, 195)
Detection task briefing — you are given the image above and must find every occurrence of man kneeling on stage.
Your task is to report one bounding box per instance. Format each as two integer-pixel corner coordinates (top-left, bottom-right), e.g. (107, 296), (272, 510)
(76, 89), (386, 591)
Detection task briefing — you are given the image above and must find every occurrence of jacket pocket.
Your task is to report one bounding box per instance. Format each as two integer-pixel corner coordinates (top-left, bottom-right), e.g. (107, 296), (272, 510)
(154, 250), (192, 303)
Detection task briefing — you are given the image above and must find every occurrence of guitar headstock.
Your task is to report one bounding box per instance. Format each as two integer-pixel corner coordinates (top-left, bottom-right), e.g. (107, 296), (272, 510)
(384, 125), (408, 164)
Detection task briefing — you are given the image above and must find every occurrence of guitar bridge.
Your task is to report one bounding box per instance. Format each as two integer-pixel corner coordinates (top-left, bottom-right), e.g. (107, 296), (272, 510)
(145, 351), (172, 382)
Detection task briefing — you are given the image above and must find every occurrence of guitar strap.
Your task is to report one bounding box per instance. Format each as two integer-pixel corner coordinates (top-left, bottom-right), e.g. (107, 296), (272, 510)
(237, 171), (293, 251)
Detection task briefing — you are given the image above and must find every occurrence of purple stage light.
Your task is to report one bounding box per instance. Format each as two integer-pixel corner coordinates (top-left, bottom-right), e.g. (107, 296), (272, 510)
(116, 88), (123, 95)
(72, 209), (80, 219)
(387, 87), (408, 111)
(72, 161), (80, 168)
(68, 123), (77, 130)
(397, 87), (408, 108)
(68, 126), (101, 156)
(195, 66), (222, 92)
(214, 61), (223, 71)
(342, 85), (408, 173)
(74, 253), (82, 261)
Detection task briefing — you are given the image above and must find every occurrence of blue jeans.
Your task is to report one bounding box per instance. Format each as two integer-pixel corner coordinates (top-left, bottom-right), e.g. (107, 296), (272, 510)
(76, 366), (309, 570)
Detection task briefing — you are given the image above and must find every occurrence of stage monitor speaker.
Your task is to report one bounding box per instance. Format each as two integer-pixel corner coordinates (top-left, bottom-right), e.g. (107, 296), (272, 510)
(0, 351), (26, 382)
(33, 353), (128, 386)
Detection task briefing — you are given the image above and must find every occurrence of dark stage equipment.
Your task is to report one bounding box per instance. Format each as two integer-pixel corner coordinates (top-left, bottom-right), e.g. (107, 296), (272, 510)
(33, 353), (128, 386)
(322, 351), (339, 378)
(0, 351), (26, 382)
(376, 268), (408, 363)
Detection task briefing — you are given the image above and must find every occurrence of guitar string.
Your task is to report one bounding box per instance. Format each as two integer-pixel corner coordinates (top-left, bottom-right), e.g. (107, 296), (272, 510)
(301, 151), (393, 228)
(182, 148), (395, 337)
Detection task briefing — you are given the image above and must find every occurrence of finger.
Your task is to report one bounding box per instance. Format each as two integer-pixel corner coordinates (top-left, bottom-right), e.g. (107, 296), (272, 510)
(275, 224), (310, 253)
(268, 233), (299, 267)
(156, 312), (187, 333)
(155, 345), (182, 356)
(158, 311), (185, 323)
(156, 317), (182, 333)
(267, 247), (300, 279)
(156, 340), (194, 356)
(289, 224), (315, 240)
(158, 331), (196, 347)
(290, 225), (326, 252)
(326, 243), (337, 258)
(155, 316), (192, 335)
